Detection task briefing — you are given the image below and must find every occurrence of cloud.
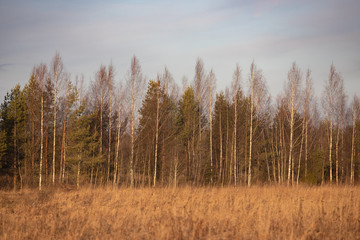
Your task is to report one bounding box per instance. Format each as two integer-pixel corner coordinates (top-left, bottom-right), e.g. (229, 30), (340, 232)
(0, 64), (13, 71)
(0, 0), (359, 101)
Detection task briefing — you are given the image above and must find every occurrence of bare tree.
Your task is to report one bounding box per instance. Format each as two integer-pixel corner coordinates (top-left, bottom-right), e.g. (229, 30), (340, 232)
(350, 95), (359, 185)
(153, 75), (160, 187)
(218, 97), (223, 185)
(59, 75), (71, 183)
(208, 69), (216, 183)
(97, 66), (107, 156)
(107, 63), (114, 183)
(304, 70), (314, 179)
(50, 52), (64, 184)
(193, 58), (207, 184)
(248, 62), (255, 187)
(114, 83), (123, 186)
(232, 65), (241, 185)
(34, 64), (47, 190)
(254, 70), (271, 183)
(285, 62), (302, 185)
(296, 69), (313, 184)
(322, 64), (342, 184)
(334, 78), (345, 185)
(128, 56), (144, 187)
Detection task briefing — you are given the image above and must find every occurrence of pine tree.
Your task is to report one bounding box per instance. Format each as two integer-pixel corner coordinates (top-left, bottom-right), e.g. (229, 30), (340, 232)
(177, 86), (199, 183)
(66, 100), (94, 189)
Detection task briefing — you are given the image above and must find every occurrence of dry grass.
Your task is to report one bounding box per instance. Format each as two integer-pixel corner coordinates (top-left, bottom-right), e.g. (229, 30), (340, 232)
(1, 186), (360, 239)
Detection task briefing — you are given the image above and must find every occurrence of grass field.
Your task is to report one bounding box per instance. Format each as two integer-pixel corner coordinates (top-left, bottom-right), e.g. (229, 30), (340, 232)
(1, 186), (360, 239)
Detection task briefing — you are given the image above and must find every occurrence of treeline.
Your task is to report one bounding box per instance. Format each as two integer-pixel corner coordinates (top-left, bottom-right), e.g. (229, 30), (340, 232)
(0, 53), (359, 190)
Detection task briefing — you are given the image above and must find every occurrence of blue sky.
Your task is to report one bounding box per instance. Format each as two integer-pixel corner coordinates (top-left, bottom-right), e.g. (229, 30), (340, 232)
(1, 0), (359, 102)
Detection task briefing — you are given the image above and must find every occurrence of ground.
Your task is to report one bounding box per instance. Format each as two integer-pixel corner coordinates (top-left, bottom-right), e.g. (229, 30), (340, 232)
(1, 186), (359, 239)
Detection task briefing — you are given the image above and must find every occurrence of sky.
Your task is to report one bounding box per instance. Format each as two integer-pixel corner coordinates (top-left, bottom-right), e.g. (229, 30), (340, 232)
(1, 0), (360, 104)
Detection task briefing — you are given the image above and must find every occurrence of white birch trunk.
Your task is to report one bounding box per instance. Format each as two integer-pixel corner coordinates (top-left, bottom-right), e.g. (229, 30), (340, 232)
(107, 82), (112, 183)
(350, 97), (358, 185)
(77, 161), (80, 190)
(114, 90), (122, 186)
(219, 110), (223, 185)
(209, 71), (214, 184)
(39, 94), (44, 190)
(153, 78), (160, 187)
(248, 63), (254, 187)
(288, 68), (295, 185)
(130, 58), (135, 187)
(52, 71), (57, 184)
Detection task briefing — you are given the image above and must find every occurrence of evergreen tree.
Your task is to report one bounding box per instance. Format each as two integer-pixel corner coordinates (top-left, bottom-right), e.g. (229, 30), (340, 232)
(177, 86), (200, 183)
(66, 100), (95, 188)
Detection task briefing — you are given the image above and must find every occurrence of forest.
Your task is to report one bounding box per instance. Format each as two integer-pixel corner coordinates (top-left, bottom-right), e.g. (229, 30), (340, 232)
(0, 52), (359, 190)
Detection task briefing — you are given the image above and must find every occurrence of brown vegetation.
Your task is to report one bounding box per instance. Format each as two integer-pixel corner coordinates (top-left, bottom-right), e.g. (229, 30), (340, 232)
(1, 186), (359, 239)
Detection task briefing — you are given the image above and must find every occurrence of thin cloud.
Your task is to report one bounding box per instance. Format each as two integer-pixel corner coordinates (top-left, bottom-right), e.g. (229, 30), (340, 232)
(0, 64), (13, 71)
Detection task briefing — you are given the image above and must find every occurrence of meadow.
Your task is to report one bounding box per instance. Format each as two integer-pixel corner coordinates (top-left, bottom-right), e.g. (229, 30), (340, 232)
(1, 186), (359, 239)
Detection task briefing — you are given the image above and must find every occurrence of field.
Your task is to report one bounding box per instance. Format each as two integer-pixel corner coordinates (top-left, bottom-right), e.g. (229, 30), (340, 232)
(1, 186), (360, 239)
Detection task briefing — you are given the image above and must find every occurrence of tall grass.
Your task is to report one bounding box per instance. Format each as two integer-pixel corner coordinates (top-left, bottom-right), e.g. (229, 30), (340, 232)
(1, 186), (359, 239)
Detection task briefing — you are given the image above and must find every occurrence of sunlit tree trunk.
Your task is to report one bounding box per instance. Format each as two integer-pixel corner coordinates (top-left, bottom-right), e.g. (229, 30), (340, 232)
(296, 115), (305, 184)
(219, 110), (223, 185)
(52, 76), (57, 185)
(114, 86), (122, 186)
(350, 95), (359, 185)
(248, 62), (254, 187)
(335, 82), (345, 185)
(288, 67), (295, 185)
(59, 82), (69, 183)
(225, 95), (229, 184)
(129, 56), (143, 187)
(77, 161), (80, 190)
(329, 74), (334, 185)
(40, 94), (44, 190)
(209, 70), (215, 184)
(335, 118), (341, 185)
(100, 83), (103, 156)
(130, 60), (136, 187)
(323, 64), (343, 184)
(232, 66), (241, 186)
(153, 78), (160, 187)
(194, 58), (206, 185)
(13, 95), (17, 191)
(107, 64), (114, 183)
(31, 116), (35, 175)
(51, 53), (63, 185)
(35, 64), (47, 191)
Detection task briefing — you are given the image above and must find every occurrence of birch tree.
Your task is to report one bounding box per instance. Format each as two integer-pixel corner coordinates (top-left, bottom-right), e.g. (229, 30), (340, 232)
(97, 66), (107, 157)
(128, 56), (144, 187)
(113, 83), (124, 186)
(193, 58), (207, 183)
(248, 62), (255, 187)
(232, 65), (241, 185)
(153, 76), (160, 187)
(322, 64), (342, 184)
(213, 92), (227, 184)
(50, 52), (64, 184)
(304, 69), (314, 179)
(107, 63), (114, 183)
(285, 62), (302, 185)
(350, 95), (359, 185)
(296, 69), (313, 184)
(59, 77), (69, 183)
(208, 69), (215, 183)
(59, 78), (76, 183)
(35, 64), (47, 190)
(334, 79), (345, 185)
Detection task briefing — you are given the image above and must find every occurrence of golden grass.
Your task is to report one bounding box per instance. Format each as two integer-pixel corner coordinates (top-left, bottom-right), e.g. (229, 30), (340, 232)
(1, 186), (360, 239)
